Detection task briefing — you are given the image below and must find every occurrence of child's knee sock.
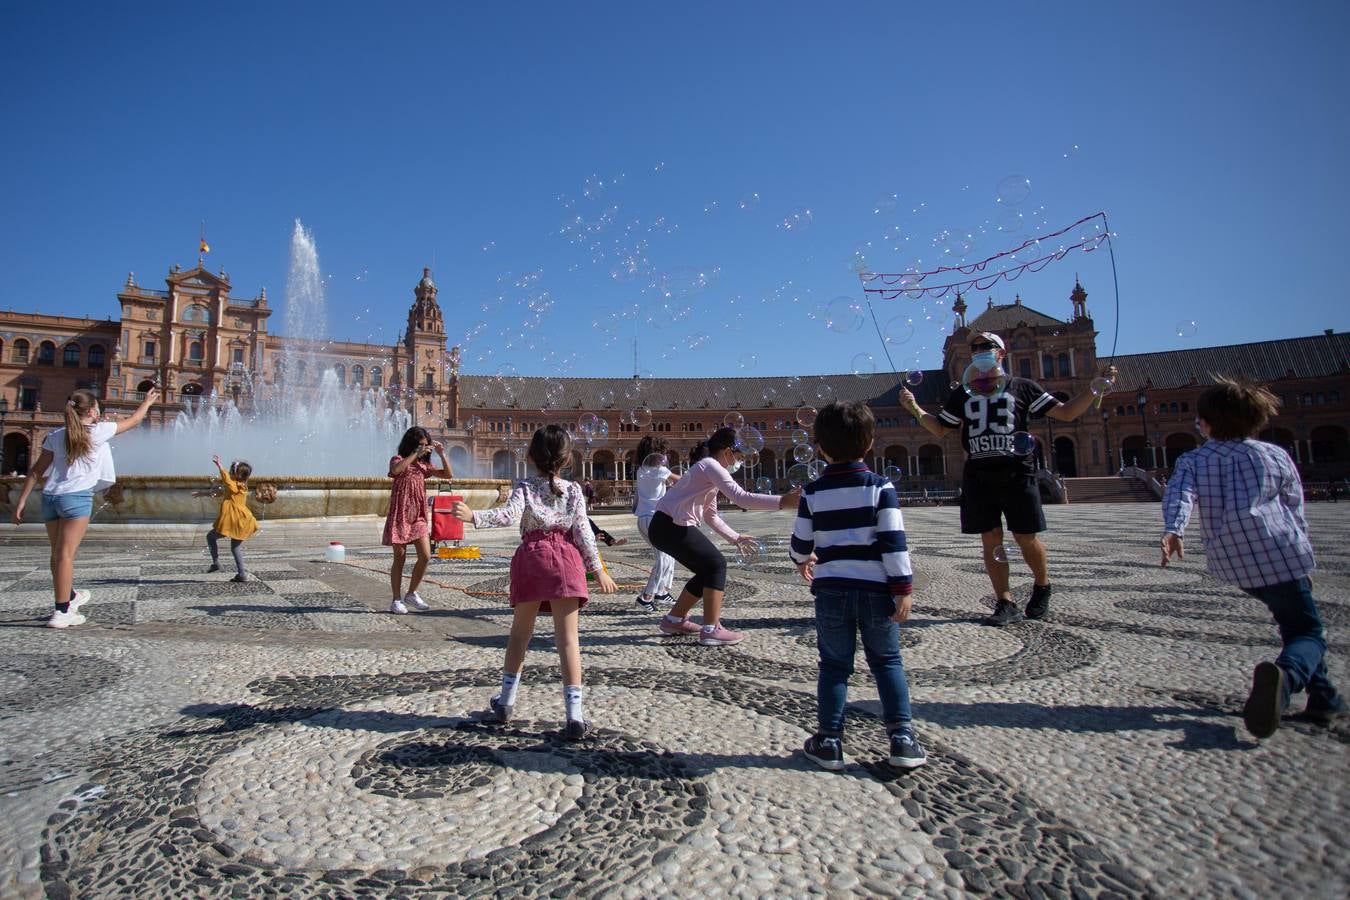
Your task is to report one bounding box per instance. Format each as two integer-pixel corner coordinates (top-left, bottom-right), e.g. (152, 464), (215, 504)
(230, 540), (246, 575)
(498, 671), (521, 706)
(563, 684), (584, 722)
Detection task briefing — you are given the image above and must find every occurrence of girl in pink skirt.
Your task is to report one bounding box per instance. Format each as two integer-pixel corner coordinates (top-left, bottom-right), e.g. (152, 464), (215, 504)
(452, 425), (616, 739)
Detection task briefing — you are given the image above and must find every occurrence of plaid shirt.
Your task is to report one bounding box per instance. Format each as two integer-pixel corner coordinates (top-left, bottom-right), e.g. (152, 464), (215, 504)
(1162, 439), (1314, 588)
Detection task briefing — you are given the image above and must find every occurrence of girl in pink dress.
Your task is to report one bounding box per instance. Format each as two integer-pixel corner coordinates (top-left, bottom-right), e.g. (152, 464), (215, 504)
(383, 427), (453, 614)
(452, 425), (617, 740)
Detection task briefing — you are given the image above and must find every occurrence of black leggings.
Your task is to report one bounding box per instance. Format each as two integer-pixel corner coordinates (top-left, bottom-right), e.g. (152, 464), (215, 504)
(207, 529), (246, 575)
(647, 511), (727, 597)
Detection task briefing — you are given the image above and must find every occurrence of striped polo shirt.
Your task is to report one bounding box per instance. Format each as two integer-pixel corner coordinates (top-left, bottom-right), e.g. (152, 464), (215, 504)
(789, 461), (913, 596)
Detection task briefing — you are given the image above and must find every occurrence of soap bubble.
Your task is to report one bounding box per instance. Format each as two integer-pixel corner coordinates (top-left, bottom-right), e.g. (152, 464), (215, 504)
(761, 386), (778, 405)
(642, 452), (668, 469)
(742, 449), (760, 468)
(996, 175), (1032, 205)
(791, 427), (810, 445)
(723, 411), (745, 428)
(779, 207), (813, 231)
(905, 370), (924, 387)
(598, 388), (615, 407)
(755, 476), (773, 493)
(793, 443), (815, 464)
(884, 315), (915, 345)
(1090, 376), (1115, 398)
(629, 407), (653, 428)
(739, 353), (757, 370)
(785, 375), (802, 394)
(577, 412), (601, 435)
(992, 545), (1009, 564)
(1175, 320), (1198, 338)
(815, 381), (835, 403)
(807, 460), (825, 480)
(735, 425), (765, 453)
(824, 296), (865, 334)
(852, 353), (876, 377)
(739, 192), (761, 210)
(962, 360), (1008, 397)
(796, 405), (817, 427)
(1011, 431), (1037, 455)
(787, 463), (813, 488)
(736, 538), (763, 565)
(883, 465), (902, 482)
(873, 192), (899, 215)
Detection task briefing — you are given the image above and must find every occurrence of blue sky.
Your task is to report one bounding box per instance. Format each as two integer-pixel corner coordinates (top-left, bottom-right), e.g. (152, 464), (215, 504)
(2, 1), (1347, 379)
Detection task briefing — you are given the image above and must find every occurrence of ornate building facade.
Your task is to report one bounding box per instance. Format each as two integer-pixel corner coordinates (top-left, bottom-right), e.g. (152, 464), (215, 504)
(2, 258), (1347, 486)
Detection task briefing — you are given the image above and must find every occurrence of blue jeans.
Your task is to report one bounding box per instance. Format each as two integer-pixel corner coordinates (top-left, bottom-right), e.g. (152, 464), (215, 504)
(814, 586), (913, 736)
(1243, 577), (1340, 708)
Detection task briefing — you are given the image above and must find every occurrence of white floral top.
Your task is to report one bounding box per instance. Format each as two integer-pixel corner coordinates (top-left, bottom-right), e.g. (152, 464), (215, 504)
(472, 475), (602, 571)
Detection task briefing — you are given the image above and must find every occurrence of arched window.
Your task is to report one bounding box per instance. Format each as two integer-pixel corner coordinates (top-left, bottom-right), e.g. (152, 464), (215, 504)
(88, 344), (105, 367)
(1169, 402), (1179, 414)
(188, 340), (203, 361)
(1126, 406), (1135, 416)
(1115, 405), (1125, 416)
(1331, 391), (1341, 405)
(62, 343), (81, 367)
(371, 366), (383, 388)
(1057, 353), (1071, 377)
(1180, 401), (1189, 412)
(1041, 356), (1054, 379)
(334, 363), (346, 386)
(183, 304), (210, 323)
(351, 364), (365, 386)
(12, 338), (30, 363)
(37, 341), (56, 365)
(1302, 392), (1313, 406)
(1018, 358), (1032, 378)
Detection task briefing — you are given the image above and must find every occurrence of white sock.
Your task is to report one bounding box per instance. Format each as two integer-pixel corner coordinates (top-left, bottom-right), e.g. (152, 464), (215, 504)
(701, 622), (718, 633)
(663, 613), (684, 623)
(564, 684), (584, 722)
(499, 671), (521, 706)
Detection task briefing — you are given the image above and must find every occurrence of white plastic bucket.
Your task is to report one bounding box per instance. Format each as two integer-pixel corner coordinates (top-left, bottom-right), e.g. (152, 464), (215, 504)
(324, 541), (346, 563)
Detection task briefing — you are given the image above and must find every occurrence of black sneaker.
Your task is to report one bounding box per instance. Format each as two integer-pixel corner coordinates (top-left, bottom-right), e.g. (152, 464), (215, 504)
(484, 695), (514, 724)
(888, 730), (928, 769)
(231, 573), (250, 583)
(1243, 661), (1287, 739)
(206, 564), (221, 573)
(563, 719), (593, 741)
(802, 734), (845, 771)
(1301, 695), (1346, 725)
(635, 594), (657, 613)
(654, 593), (676, 607)
(983, 599), (1024, 626)
(1025, 583), (1052, 620)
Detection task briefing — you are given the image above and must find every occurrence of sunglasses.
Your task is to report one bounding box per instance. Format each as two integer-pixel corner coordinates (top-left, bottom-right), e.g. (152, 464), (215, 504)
(970, 342), (996, 351)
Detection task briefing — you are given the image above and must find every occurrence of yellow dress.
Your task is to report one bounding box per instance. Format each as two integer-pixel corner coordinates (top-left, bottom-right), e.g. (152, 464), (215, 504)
(213, 465), (259, 541)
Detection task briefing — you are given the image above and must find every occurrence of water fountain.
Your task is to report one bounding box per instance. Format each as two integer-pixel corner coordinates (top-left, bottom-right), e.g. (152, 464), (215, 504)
(5, 221), (507, 522)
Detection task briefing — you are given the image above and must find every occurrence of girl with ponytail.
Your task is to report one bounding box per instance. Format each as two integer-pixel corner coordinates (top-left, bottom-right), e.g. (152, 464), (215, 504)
(451, 424), (617, 740)
(12, 386), (159, 627)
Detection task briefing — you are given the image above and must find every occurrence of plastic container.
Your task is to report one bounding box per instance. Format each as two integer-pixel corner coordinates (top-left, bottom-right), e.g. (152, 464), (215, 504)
(324, 541), (346, 563)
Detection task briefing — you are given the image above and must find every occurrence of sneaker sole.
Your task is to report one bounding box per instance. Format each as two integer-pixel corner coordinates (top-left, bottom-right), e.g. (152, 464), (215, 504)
(982, 614), (1023, 627)
(698, 635), (744, 646)
(1243, 662), (1285, 739)
(889, 754), (929, 769)
(1024, 603), (1048, 620)
(659, 625), (701, 637)
(803, 750), (845, 771)
(47, 615), (87, 629)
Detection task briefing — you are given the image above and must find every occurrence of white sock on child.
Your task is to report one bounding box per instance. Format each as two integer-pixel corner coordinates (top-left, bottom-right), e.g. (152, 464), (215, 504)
(663, 613), (684, 624)
(499, 671), (521, 706)
(563, 684), (584, 722)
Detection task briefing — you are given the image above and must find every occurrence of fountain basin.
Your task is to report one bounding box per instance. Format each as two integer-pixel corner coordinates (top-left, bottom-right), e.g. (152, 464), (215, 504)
(0, 477), (510, 524)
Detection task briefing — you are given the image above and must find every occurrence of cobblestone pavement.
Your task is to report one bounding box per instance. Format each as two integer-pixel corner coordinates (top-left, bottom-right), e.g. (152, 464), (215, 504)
(2, 503), (1347, 898)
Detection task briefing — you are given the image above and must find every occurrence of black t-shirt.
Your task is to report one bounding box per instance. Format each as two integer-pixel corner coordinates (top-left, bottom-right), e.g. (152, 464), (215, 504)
(937, 377), (1060, 475)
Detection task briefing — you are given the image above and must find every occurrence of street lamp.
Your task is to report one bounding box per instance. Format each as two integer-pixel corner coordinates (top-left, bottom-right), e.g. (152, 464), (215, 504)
(1045, 399), (1057, 473)
(1137, 389), (1151, 470)
(0, 397), (8, 473)
(1101, 409), (1113, 474)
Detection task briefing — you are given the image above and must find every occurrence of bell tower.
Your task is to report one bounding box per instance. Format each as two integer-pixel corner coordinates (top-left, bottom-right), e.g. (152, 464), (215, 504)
(402, 267), (449, 425)
(1070, 277), (1088, 321)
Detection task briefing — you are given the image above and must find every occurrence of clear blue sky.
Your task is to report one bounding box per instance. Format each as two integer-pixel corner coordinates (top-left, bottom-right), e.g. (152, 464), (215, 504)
(2, 1), (1347, 379)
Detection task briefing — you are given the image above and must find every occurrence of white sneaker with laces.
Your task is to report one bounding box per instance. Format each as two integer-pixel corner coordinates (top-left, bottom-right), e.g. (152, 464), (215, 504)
(389, 598), (409, 615)
(69, 590), (91, 613)
(404, 591), (429, 611)
(47, 609), (87, 629)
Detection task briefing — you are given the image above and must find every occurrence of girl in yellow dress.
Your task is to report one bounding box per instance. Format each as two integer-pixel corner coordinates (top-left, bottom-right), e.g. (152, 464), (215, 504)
(206, 454), (258, 581)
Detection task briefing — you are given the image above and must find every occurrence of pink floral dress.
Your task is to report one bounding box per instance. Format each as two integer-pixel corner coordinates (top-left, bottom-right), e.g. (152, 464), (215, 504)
(473, 475), (602, 609)
(383, 455), (435, 546)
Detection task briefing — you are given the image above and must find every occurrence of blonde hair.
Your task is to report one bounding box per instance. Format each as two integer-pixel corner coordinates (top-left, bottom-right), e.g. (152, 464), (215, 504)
(1197, 376), (1280, 440)
(62, 389), (100, 463)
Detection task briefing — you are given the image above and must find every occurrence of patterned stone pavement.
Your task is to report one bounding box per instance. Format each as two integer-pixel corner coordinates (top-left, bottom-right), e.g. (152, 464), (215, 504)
(1, 503), (1347, 898)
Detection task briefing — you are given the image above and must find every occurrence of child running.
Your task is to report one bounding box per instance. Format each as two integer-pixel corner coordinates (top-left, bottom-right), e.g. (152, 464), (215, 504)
(451, 425), (617, 740)
(648, 426), (800, 646)
(632, 434), (678, 612)
(205, 454), (257, 581)
(384, 426), (453, 614)
(789, 401), (926, 769)
(1162, 377), (1345, 738)
(10, 387), (158, 627)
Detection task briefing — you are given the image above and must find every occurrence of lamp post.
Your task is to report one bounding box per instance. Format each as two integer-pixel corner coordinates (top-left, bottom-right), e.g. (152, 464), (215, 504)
(1137, 389), (1151, 470)
(0, 397), (8, 473)
(1045, 400), (1057, 473)
(1101, 409), (1112, 474)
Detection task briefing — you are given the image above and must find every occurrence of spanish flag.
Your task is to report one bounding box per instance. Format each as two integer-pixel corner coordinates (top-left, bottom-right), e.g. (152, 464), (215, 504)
(199, 238), (211, 254)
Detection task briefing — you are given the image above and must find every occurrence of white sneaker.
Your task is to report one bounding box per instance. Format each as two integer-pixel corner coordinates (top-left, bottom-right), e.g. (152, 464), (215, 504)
(69, 590), (91, 613)
(389, 598), (409, 615)
(47, 609), (87, 629)
(404, 591), (429, 611)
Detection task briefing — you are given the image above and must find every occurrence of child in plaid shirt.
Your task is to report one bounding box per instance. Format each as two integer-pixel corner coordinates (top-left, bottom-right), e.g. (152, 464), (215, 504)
(1162, 377), (1344, 738)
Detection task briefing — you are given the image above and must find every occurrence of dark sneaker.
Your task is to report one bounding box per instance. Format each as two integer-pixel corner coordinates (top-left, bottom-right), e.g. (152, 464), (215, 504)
(635, 594), (657, 613)
(802, 734), (845, 771)
(231, 573), (250, 583)
(982, 599), (1024, 626)
(206, 564), (221, 573)
(654, 593), (676, 607)
(889, 730), (928, 769)
(1025, 583), (1052, 620)
(1302, 696), (1348, 725)
(1243, 661), (1287, 739)
(485, 695), (514, 724)
(563, 719), (593, 741)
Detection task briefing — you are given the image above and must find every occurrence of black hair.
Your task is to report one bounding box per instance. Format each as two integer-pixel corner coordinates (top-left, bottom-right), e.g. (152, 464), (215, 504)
(689, 426), (738, 465)
(814, 401), (875, 462)
(635, 434), (670, 467)
(528, 424), (573, 496)
(231, 460), (253, 483)
(397, 427), (432, 458)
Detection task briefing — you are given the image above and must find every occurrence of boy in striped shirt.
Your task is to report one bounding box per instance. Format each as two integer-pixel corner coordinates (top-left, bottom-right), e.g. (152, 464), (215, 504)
(790, 401), (926, 770)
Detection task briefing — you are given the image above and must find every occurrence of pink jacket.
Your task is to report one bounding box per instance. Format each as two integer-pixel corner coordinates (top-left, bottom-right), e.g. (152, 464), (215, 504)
(654, 457), (779, 542)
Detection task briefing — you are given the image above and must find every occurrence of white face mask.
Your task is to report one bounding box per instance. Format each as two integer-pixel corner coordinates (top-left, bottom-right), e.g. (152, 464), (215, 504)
(971, 350), (999, 368)
(727, 459), (744, 475)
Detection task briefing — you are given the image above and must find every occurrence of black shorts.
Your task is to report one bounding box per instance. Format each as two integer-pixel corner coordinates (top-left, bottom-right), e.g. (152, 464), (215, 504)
(960, 468), (1046, 535)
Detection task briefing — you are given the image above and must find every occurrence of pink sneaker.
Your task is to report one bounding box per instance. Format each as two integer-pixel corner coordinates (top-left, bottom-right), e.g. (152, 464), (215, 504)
(698, 623), (743, 646)
(658, 616), (702, 636)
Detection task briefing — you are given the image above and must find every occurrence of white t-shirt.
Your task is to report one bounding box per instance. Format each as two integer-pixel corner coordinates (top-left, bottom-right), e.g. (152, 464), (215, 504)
(634, 464), (672, 518)
(41, 422), (118, 495)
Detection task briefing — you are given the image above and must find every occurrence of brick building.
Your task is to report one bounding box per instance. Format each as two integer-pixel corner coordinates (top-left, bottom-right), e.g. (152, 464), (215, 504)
(2, 259), (1347, 486)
